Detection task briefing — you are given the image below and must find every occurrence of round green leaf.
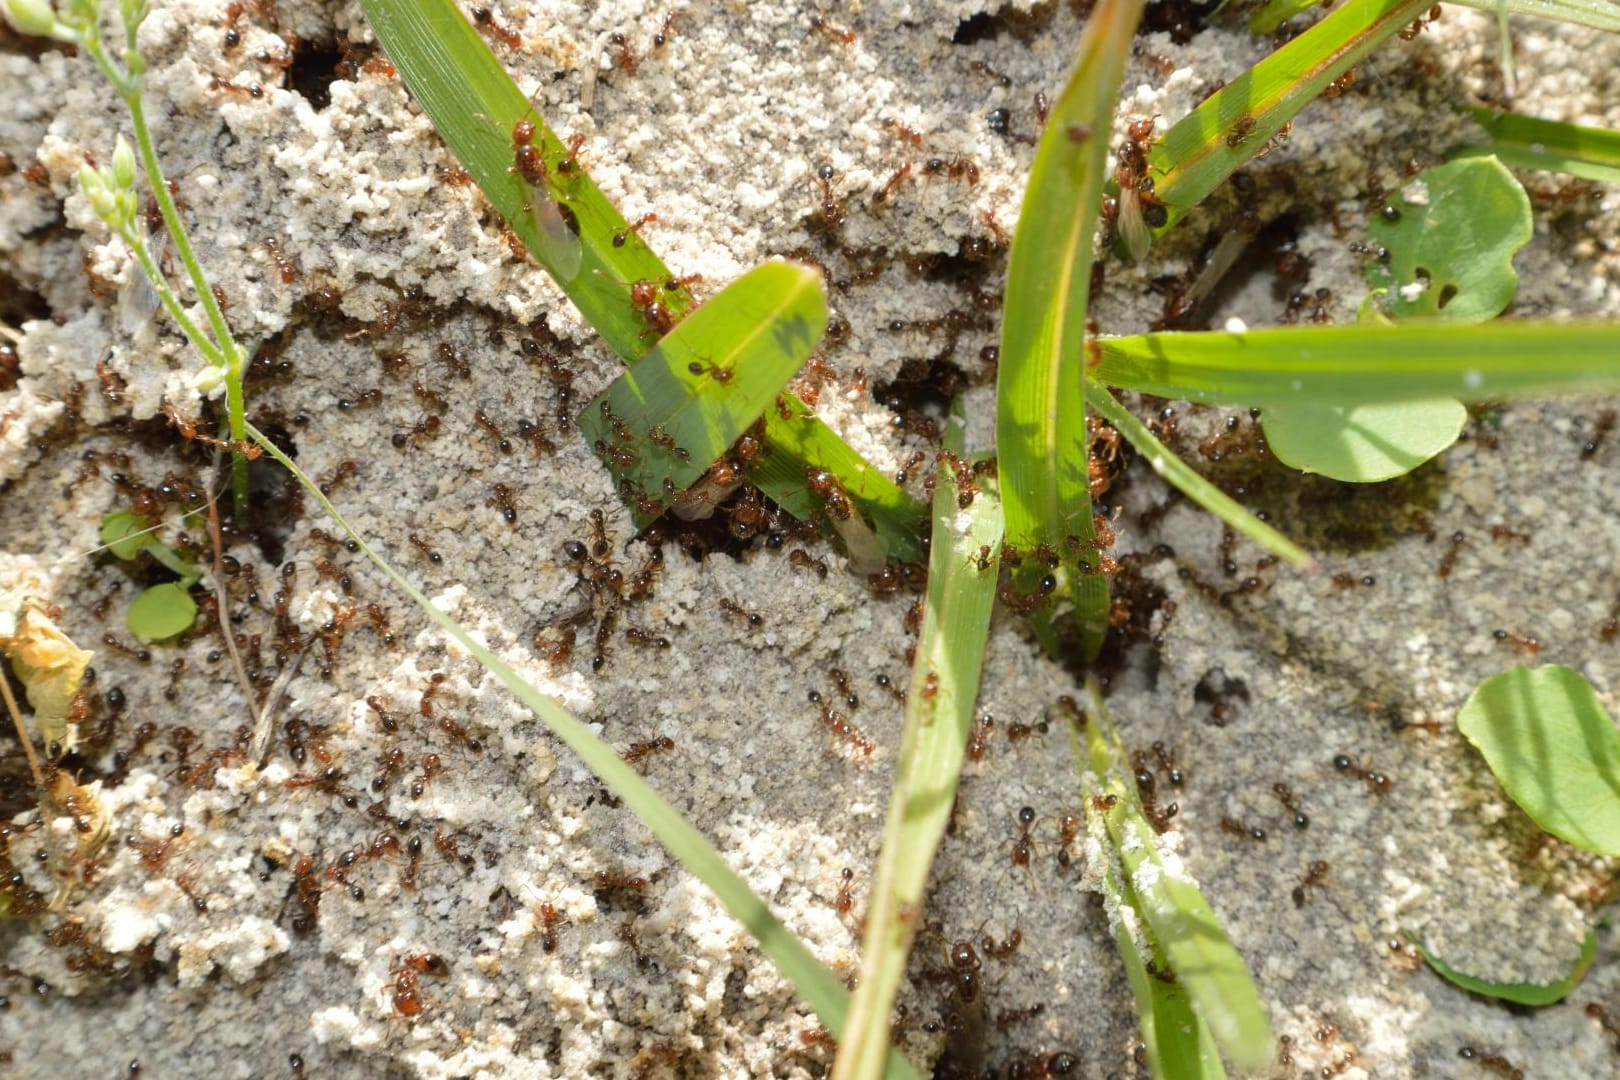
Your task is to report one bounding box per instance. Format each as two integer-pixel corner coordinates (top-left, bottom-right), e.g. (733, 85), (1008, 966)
(99, 510), (153, 561)
(1365, 156), (1532, 323)
(1261, 398), (1466, 482)
(126, 582), (198, 642)
(1457, 664), (1620, 856)
(1415, 928), (1596, 1006)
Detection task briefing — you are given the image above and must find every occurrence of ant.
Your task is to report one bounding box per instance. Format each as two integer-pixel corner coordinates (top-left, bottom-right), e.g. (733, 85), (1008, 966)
(263, 237), (299, 284)
(611, 212), (657, 248)
(470, 5), (521, 48)
(488, 483), (518, 524)
(623, 735), (675, 767)
(788, 550), (828, 578)
(1332, 753), (1392, 793)
(536, 901), (566, 953)
(719, 598), (763, 628)
(389, 953), (448, 1019)
(686, 357), (732, 384)
(1292, 860), (1330, 907)
(834, 867), (856, 915)
(1271, 782), (1309, 828)
(808, 13), (855, 43)
(1010, 806), (1036, 868)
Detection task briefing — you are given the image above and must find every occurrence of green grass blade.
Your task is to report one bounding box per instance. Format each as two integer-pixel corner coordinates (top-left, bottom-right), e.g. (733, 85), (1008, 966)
(1455, 0), (1620, 30)
(1415, 928), (1596, 1006)
(995, 0), (1144, 654)
(1093, 321), (1620, 407)
(1457, 108), (1620, 184)
(243, 423), (922, 1080)
(1258, 0), (1620, 32)
(577, 262), (826, 526)
(1079, 684), (1273, 1071)
(1136, 0), (1432, 251)
(1094, 848), (1228, 1080)
(754, 397), (926, 564)
(357, 0), (926, 558)
(1083, 382), (1312, 568)
(833, 424), (1002, 1080)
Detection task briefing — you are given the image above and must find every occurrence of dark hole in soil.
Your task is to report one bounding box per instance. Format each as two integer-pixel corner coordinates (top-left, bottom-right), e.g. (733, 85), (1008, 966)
(1194, 666), (1251, 726)
(286, 41), (345, 111)
(225, 421), (300, 565)
(0, 270), (50, 327)
(1141, 0), (1219, 45)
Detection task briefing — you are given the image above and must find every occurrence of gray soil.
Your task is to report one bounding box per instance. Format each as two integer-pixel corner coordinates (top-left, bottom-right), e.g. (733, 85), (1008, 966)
(1, 0), (1618, 1077)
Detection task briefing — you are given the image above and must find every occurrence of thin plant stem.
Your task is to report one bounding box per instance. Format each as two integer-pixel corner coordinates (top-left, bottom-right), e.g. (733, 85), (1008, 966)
(207, 465), (260, 738)
(115, 225), (224, 367)
(0, 671), (47, 795)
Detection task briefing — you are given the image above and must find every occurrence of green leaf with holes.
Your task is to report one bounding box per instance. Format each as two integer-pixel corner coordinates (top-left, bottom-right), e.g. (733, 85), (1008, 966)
(1457, 664), (1620, 856)
(1365, 157), (1532, 323)
(1260, 158), (1528, 481)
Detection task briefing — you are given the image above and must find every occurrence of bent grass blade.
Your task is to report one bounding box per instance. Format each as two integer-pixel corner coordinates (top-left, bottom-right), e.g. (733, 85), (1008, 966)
(358, 0), (927, 559)
(578, 262), (827, 527)
(1083, 382), (1312, 568)
(244, 422), (924, 1080)
(996, 0), (1144, 656)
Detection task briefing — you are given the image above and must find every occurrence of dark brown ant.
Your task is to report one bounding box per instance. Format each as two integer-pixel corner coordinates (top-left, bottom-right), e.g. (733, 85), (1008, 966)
(433, 829), (476, 874)
(472, 410), (512, 453)
(1271, 782), (1309, 828)
(487, 483), (518, 524)
(719, 598), (763, 628)
(1585, 1002), (1620, 1050)
(967, 59), (1012, 88)
(408, 531), (447, 566)
(1292, 860), (1330, 907)
(1225, 115), (1257, 148)
(920, 155), (980, 186)
(623, 626), (671, 649)
(366, 694), (400, 735)
(981, 926), (1021, 959)
(411, 380), (447, 415)
(1219, 816), (1267, 842)
(1332, 753), (1392, 793)
(1437, 530), (1467, 579)
(828, 668), (858, 710)
(808, 13), (855, 43)
(611, 213), (657, 248)
(408, 754), (441, 799)
(875, 672), (906, 705)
